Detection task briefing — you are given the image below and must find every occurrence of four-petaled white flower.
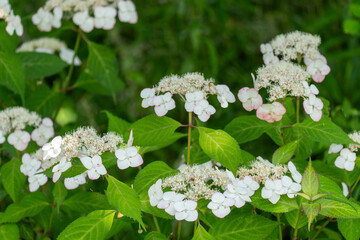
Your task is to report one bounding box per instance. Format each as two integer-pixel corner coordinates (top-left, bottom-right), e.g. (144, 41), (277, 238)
(94, 6), (117, 30)
(224, 176), (259, 208)
(64, 173), (87, 190)
(157, 191), (185, 215)
(0, 0), (11, 14)
(52, 157), (72, 182)
(328, 144), (343, 154)
(59, 47), (81, 66)
(20, 153), (41, 176)
(7, 130), (31, 151)
(263, 52), (279, 65)
(6, 11), (23, 36)
(174, 200), (198, 222)
(153, 92), (176, 117)
(334, 148), (356, 171)
(207, 192), (235, 218)
(118, 0), (138, 24)
(115, 146), (143, 169)
(148, 179), (164, 207)
(306, 56), (331, 83)
(28, 171), (48, 192)
(260, 43), (273, 54)
(73, 11), (94, 33)
(303, 94), (323, 122)
(237, 87), (263, 111)
(193, 99), (216, 122)
(80, 155), (107, 180)
(302, 81), (319, 97)
(287, 161), (302, 184)
(140, 88), (155, 108)
(51, 7), (62, 28)
(281, 175), (301, 198)
(0, 130), (5, 144)
(42, 136), (62, 160)
(261, 179), (284, 204)
(216, 85), (236, 108)
(185, 91), (205, 112)
(32, 8), (53, 32)
(31, 118), (54, 146)
(256, 102), (286, 123)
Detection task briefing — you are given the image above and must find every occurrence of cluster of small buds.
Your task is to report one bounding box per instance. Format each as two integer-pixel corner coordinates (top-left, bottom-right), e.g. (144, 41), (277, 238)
(17, 38), (81, 65)
(328, 132), (360, 172)
(0, 0), (23, 36)
(32, 0), (137, 33)
(0, 107), (54, 151)
(140, 72), (235, 122)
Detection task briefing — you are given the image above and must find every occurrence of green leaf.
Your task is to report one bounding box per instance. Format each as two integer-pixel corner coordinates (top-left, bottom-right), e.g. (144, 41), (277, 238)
(17, 52), (67, 79)
(184, 143), (211, 165)
(296, 118), (353, 144)
(134, 161), (177, 198)
(285, 210), (307, 230)
(302, 202), (321, 231)
(60, 158), (87, 178)
(62, 192), (112, 214)
(198, 127), (242, 173)
(272, 140), (299, 165)
(250, 190), (299, 213)
(104, 111), (131, 136)
(0, 22), (19, 53)
(57, 210), (115, 240)
(317, 197), (360, 218)
(209, 214), (278, 240)
(74, 72), (116, 96)
(0, 52), (25, 103)
(338, 219), (360, 240)
(224, 116), (272, 144)
(139, 133), (186, 155)
(25, 84), (60, 117)
(131, 114), (181, 146)
(266, 128), (284, 146)
(343, 19), (360, 35)
(350, 3), (360, 18)
(0, 224), (20, 240)
(1, 158), (26, 202)
(52, 181), (67, 207)
(0, 192), (49, 224)
(106, 175), (144, 228)
(87, 41), (120, 93)
(193, 225), (215, 240)
(144, 232), (167, 240)
(301, 160), (319, 198)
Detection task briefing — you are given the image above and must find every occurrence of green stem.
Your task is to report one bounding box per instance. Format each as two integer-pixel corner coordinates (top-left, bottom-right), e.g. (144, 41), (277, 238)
(153, 215), (161, 232)
(296, 97), (300, 124)
(277, 214), (283, 240)
(351, 175), (360, 194)
(312, 220), (330, 240)
(292, 210), (301, 240)
(53, 29), (82, 119)
(187, 112), (192, 165)
(177, 221), (182, 240)
(44, 200), (56, 237)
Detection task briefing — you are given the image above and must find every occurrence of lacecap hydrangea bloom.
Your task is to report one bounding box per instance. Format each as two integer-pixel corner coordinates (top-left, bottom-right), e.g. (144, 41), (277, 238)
(140, 72), (235, 122)
(20, 127), (143, 191)
(17, 38), (81, 65)
(0, 0), (23, 36)
(32, 0), (138, 33)
(0, 107), (54, 151)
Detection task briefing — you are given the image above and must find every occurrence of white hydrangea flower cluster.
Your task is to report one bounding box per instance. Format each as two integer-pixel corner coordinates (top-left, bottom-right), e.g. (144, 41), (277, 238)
(0, 0), (23, 36)
(148, 159), (302, 220)
(20, 127), (143, 191)
(17, 38), (81, 66)
(140, 73), (235, 122)
(32, 0), (138, 33)
(328, 132), (360, 172)
(0, 107), (54, 151)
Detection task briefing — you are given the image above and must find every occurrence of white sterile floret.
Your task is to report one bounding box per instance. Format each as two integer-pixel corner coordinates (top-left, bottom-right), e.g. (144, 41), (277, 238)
(260, 43), (273, 54)
(263, 52), (279, 65)
(0, 0), (11, 14)
(281, 175), (301, 198)
(80, 155), (107, 180)
(118, 0), (138, 24)
(334, 148), (356, 171)
(306, 56), (331, 83)
(185, 91), (205, 112)
(261, 179), (285, 204)
(148, 179), (164, 207)
(0, 130), (5, 144)
(237, 87), (263, 111)
(302, 81), (319, 97)
(51, 7), (62, 28)
(64, 173), (87, 190)
(341, 182), (349, 197)
(328, 144), (343, 154)
(59, 47), (81, 66)
(303, 94), (323, 122)
(28, 171), (48, 192)
(153, 92), (176, 117)
(224, 175), (259, 208)
(215, 85), (235, 108)
(73, 10), (94, 32)
(7, 130), (31, 151)
(115, 146), (143, 169)
(193, 99), (216, 122)
(140, 88), (155, 108)
(31, 118), (54, 146)
(287, 161), (302, 184)
(32, 8), (53, 32)
(42, 136), (62, 160)
(52, 157), (71, 182)
(157, 191), (186, 215)
(20, 153), (41, 176)
(94, 6), (117, 30)
(207, 192), (235, 218)
(174, 200), (198, 222)
(5, 11), (23, 36)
